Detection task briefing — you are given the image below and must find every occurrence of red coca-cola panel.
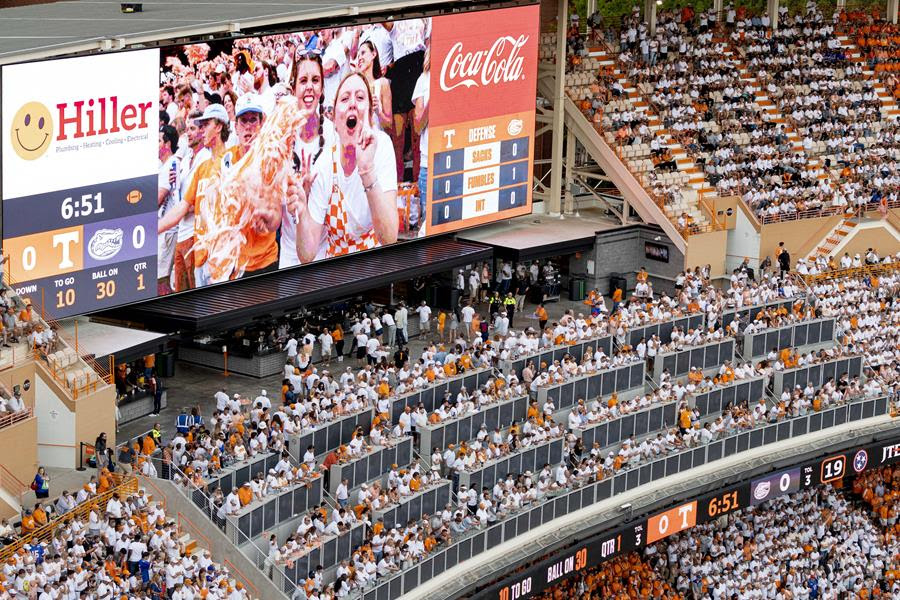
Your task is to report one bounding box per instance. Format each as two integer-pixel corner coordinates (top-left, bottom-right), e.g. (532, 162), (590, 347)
(430, 4), (540, 126)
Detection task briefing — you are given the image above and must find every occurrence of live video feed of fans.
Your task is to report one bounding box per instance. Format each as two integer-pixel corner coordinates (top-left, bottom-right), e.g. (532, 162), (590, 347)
(0, 6), (537, 318)
(157, 22), (438, 291)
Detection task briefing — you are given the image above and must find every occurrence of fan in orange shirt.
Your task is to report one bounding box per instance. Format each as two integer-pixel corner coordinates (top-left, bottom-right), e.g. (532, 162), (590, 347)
(98, 469), (112, 494)
(607, 393), (619, 409)
(187, 98), (297, 282)
(141, 435), (156, 456)
(20, 511), (36, 533)
(237, 483), (253, 506)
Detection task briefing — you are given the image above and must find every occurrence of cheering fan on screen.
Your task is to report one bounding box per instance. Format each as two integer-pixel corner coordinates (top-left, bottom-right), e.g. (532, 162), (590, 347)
(279, 50), (337, 268)
(288, 72), (398, 262)
(193, 97), (305, 282)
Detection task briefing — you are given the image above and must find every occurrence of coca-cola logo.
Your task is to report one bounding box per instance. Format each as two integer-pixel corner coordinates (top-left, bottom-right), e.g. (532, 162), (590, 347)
(439, 34), (529, 92)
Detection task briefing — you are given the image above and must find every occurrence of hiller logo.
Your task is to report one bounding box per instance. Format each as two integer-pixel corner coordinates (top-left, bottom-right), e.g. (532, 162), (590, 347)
(439, 34), (529, 92)
(55, 96), (153, 141)
(10, 95), (153, 160)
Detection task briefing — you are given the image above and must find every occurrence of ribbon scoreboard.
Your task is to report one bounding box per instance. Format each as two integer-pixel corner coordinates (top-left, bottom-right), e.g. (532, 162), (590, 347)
(485, 436), (900, 600)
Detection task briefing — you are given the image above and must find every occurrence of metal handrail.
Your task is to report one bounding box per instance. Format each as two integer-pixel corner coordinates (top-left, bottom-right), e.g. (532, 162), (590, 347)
(146, 457), (299, 598)
(0, 406), (33, 432)
(0, 474), (136, 563)
(0, 460), (29, 507)
(760, 203), (861, 224)
(799, 261), (900, 284)
(3, 256), (112, 392)
(224, 558), (261, 599)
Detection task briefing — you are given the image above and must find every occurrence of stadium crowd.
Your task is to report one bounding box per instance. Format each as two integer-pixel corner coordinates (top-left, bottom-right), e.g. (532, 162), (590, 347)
(567, 1), (900, 227)
(21, 246), (888, 599)
(536, 479), (900, 600)
(0, 489), (252, 599)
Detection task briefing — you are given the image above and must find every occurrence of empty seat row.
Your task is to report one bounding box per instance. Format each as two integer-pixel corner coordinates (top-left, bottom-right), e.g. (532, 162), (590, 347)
(622, 143), (651, 158)
(629, 158), (654, 172)
(65, 367), (99, 391)
(652, 171), (690, 186)
(726, 132), (753, 145)
(47, 347), (78, 369)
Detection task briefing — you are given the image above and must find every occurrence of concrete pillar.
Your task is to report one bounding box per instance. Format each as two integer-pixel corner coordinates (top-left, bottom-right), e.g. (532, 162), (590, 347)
(714, 0), (724, 21)
(586, 0), (597, 19)
(548, 0), (567, 216)
(767, 0), (780, 30)
(644, 0), (657, 35)
(836, 0), (845, 7)
(890, 0), (899, 25)
(564, 126), (576, 214)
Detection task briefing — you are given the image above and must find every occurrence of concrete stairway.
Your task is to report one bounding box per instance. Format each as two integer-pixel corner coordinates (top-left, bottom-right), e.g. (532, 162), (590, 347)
(538, 36), (697, 247)
(837, 34), (900, 120)
(807, 216), (859, 261)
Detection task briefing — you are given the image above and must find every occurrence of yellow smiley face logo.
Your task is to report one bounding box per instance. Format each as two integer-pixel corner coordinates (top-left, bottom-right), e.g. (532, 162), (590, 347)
(10, 102), (53, 160)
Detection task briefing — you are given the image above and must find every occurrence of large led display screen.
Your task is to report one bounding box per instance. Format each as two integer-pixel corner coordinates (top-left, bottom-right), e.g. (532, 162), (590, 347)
(1, 4), (538, 318)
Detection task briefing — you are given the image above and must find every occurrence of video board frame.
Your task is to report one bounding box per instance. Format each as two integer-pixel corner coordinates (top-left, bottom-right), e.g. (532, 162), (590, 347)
(0, 2), (539, 319)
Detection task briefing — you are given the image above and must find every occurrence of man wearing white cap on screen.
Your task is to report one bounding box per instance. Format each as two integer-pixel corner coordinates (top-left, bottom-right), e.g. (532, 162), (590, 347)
(169, 103), (231, 288)
(232, 94), (266, 153)
(220, 93), (281, 280)
(194, 96), (280, 285)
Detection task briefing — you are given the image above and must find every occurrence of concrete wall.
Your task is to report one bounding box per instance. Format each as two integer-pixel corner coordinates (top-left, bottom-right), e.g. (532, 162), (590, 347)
(759, 215), (839, 264)
(685, 230), (728, 278)
(592, 225), (684, 296)
(75, 385), (117, 462)
(0, 362), (36, 410)
(35, 368), (76, 468)
(34, 361), (116, 468)
(723, 198), (762, 273)
(835, 224), (900, 259)
(0, 415), (37, 486)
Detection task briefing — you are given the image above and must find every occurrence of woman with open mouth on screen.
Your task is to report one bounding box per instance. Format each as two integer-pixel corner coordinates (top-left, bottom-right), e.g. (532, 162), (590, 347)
(279, 49), (337, 268)
(288, 71), (398, 263)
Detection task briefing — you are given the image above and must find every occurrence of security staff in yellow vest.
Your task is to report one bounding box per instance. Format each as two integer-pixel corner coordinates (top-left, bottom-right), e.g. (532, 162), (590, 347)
(503, 293), (518, 327)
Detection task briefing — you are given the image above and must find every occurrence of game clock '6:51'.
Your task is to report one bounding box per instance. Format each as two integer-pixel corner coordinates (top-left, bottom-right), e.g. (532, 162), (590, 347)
(61, 192), (105, 219)
(706, 490), (739, 518)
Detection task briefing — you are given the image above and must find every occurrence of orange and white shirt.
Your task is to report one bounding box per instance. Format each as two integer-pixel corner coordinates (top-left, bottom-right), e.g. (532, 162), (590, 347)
(307, 132), (398, 258)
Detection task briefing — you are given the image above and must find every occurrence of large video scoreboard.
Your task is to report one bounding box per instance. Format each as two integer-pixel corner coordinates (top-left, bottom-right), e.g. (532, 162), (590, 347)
(481, 436), (900, 600)
(1, 51), (159, 316)
(1, 4), (538, 318)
